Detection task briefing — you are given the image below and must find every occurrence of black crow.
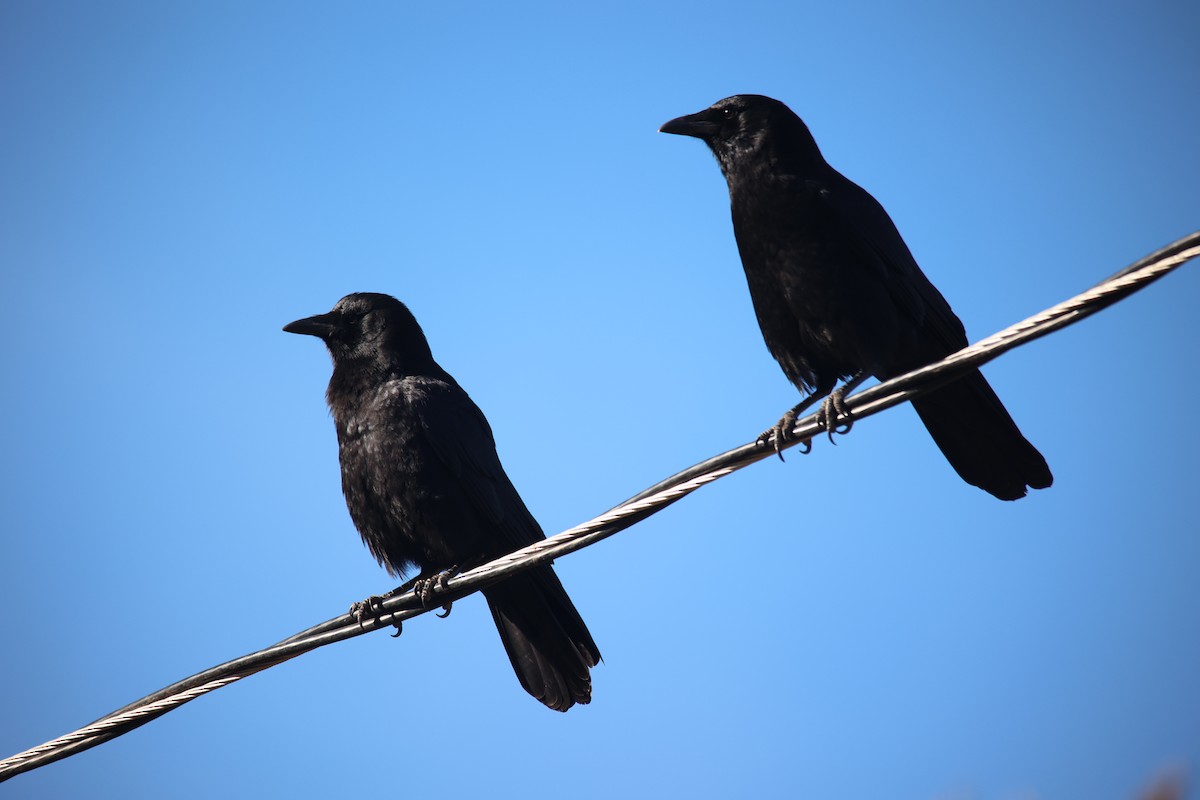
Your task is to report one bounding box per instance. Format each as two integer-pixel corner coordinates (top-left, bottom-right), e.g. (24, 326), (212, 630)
(285, 293), (600, 709)
(661, 94), (1051, 500)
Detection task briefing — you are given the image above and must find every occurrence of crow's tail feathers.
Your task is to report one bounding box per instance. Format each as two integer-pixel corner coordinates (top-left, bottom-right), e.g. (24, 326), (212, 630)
(484, 567), (601, 712)
(911, 369), (1052, 501)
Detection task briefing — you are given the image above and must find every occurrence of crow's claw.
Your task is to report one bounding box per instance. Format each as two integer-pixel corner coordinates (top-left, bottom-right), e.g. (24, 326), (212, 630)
(754, 427), (778, 456)
(757, 408), (799, 462)
(413, 565), (461, 612)
(757, 394), (825, 459)
(350, 595), (386, 626)
(816, 386), (855, 443)
(349, 595), (403, 636)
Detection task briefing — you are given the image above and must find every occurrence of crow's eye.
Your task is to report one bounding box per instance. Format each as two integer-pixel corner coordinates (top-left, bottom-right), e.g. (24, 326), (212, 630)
(721, 107), (736, 119)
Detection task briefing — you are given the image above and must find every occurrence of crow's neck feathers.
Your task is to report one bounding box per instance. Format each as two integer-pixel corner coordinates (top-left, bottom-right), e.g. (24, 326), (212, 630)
(322, 310), (445, 417)
(714, 112), (828, 196)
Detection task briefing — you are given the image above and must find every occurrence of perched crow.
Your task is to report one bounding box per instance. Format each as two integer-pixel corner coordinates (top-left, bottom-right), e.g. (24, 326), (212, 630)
(285, 293), (599, 710)
(661, 94), (1051, 500)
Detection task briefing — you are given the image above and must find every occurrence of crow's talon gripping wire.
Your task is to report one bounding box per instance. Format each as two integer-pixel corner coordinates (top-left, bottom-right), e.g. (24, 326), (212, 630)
(816, 386), (855, 443)
(350, 595), (386, 626)
(349, 595), (403, 636)
(413, 565), (461, 618)
(758, 393), (826, 460)
(757, 408), (799, 462)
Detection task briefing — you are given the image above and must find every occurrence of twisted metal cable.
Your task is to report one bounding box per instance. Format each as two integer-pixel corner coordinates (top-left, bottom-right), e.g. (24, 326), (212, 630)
(2, 231), (1197, 783)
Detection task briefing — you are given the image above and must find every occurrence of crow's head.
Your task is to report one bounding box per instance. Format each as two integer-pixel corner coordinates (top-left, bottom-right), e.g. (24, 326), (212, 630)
(284, 292), (434, 372)
(660, 94), (823, 179)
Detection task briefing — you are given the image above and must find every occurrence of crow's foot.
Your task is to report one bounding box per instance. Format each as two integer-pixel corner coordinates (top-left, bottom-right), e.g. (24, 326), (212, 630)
(755, 409), (796, 461)
(756, 396), (822, 460)
(413, 565), (461, 619)
(350, 595), (386, 625)
(816, 385), (854, 443)
(349, 594), (404, 637)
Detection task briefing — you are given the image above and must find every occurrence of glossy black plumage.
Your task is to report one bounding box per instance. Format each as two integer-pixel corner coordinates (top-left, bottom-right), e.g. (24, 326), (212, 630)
(285, 293), (599, 710)
(661, 94), (1051, 500)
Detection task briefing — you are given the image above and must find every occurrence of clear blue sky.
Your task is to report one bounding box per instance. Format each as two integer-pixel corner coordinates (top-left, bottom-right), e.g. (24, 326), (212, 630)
(2, 2), (1197, 798)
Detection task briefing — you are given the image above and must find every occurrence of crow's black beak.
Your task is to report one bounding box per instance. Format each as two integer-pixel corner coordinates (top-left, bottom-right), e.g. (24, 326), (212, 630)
(283, 312), (338, 339)
(659, 111), (720, 139)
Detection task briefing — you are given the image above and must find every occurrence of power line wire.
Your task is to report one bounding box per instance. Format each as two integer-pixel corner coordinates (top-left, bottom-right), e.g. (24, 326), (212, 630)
(2, 231), (1197, 783)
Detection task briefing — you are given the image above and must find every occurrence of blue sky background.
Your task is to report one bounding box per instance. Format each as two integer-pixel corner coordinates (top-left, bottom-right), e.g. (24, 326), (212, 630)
(2, 2), (1197, 798)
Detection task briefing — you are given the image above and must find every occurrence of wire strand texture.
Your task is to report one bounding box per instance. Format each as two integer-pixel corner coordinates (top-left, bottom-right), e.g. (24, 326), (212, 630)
(2, 231), (1197, 783)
